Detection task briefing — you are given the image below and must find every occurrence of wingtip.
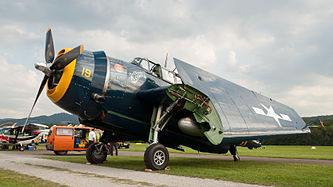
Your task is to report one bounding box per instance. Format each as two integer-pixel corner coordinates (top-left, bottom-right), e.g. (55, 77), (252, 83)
(47, 27), (51, 32)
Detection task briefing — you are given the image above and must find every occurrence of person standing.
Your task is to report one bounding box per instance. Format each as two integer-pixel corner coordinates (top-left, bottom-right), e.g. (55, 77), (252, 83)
(110, 142), (118, 156)
(88, 129), (96, 146)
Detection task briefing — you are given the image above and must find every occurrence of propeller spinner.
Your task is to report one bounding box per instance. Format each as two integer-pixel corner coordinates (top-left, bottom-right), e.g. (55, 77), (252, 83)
(22, 28), (83, 132)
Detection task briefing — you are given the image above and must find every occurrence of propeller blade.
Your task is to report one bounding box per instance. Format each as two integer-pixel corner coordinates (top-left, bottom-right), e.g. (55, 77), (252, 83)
(50, 45), (84, 70)
(21, 75), (48, 133)
(45, 28), (55, 64)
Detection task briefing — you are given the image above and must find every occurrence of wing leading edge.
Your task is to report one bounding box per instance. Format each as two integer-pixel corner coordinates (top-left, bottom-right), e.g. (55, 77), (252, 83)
(174, 58), (310, 139)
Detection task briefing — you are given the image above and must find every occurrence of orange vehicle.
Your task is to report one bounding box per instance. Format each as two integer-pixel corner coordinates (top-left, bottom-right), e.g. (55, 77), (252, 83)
(46, 126), (101, 155)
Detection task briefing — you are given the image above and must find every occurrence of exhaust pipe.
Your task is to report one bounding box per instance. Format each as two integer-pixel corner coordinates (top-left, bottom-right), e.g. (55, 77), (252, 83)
(91, 92), (105, 104)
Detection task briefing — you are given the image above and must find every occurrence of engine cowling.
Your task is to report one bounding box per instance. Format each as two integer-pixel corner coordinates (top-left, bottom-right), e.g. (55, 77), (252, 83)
(178, 117), (203, 136)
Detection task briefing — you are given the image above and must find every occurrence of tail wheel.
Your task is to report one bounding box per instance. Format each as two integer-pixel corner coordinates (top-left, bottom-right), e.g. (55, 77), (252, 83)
(144, 143), (169, 170)
(233, 155), (240, 161)
(86, 143), (107, 164)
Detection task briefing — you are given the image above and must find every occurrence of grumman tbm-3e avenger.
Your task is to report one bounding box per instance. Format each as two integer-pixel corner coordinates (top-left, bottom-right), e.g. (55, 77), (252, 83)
(23, 28), (310, 170)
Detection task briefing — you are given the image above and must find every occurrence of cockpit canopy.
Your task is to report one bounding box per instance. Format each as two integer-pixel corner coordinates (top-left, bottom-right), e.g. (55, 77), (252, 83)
(131, 57), (182, 84)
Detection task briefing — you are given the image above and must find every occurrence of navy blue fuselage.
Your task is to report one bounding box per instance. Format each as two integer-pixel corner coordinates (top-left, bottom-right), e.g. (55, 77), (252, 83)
(48, 50), (309, 153)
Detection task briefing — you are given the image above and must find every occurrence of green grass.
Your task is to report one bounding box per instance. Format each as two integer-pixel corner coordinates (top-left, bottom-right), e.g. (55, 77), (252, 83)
(236, 145), (333, 160)
(125, 143), (333, 160)
(44, 155), (333, 187)
(0, 168), (66, 187)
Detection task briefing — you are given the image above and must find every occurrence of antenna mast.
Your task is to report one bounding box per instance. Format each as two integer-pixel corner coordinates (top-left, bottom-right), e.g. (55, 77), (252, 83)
(164, 53), (168, 68)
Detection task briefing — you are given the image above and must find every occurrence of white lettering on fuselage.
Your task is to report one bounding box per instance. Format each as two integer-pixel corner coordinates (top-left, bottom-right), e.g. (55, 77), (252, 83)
(129, 71), (146, 84)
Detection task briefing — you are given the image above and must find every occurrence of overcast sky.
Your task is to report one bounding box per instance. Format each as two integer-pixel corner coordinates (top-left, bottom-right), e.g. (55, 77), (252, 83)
(0, 0), (332, 118)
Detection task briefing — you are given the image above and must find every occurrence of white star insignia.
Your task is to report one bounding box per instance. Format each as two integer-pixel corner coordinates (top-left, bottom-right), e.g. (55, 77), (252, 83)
(252, 104), (292, 127)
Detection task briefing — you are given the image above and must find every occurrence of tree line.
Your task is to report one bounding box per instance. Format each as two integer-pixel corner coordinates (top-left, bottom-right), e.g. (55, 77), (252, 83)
(263, 118), (333, 145)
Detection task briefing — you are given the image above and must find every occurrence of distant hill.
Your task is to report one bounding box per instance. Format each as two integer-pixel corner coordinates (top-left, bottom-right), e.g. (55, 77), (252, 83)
(0, 113), (79, 126)
(302, 115), (333, 122)
(1, 113), (332, 129)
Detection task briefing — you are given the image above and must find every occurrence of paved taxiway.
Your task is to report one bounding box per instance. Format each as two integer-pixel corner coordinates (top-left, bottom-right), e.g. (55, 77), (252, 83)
(0, 151), (265, 187)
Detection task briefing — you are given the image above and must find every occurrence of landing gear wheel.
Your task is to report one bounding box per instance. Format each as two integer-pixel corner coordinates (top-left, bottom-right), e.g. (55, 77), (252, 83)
(54, 151), (68, 155)
(86, 143), (107, 164)
(229, 145), (240, 162)
(144, 143), (169, 170)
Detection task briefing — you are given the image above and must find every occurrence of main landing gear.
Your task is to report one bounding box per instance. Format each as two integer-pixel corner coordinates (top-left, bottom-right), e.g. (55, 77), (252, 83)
(229, 145), (240, 161)
(145, 101), (179, 170)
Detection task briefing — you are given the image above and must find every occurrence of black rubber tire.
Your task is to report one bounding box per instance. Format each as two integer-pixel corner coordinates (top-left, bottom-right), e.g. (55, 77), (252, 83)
(144, 144), (155, 164)
(86, 143), (107, 164)
(54, 151), (68, 155)
(144, 143), (169, 170)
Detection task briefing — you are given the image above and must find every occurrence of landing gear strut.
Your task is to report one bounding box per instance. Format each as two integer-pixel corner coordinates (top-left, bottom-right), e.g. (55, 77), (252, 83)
(145, 102), (179, 170)
(229, 145), (240, 161)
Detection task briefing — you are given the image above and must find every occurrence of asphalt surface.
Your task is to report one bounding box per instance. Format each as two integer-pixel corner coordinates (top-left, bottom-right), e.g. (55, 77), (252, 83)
(0, 150), (266, 187)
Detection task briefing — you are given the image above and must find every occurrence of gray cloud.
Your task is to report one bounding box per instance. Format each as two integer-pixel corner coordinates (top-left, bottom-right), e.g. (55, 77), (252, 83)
(0, 0), (332, 118)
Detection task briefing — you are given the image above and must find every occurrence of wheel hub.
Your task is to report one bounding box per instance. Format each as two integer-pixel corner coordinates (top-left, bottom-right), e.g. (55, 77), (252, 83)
(153, 150), (165, 166)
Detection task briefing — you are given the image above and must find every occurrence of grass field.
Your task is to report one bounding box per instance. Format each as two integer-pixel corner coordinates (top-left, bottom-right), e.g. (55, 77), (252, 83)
(0, 168), (66, 187)
(124, 143), (333, 160)
(2, 143), (332, 160)
(45, 155), (333, 187)
(236, 145), (333, 160)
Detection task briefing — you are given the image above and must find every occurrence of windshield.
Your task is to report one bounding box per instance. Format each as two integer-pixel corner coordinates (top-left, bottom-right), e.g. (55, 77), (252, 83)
(131, 57), (182, 84)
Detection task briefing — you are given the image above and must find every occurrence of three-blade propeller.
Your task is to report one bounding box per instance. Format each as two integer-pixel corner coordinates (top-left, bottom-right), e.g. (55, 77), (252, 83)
(21, 28), (83, 133)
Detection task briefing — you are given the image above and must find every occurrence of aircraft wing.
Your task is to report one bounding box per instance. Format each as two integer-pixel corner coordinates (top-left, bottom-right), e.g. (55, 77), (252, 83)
(174, 58), (310, 139)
